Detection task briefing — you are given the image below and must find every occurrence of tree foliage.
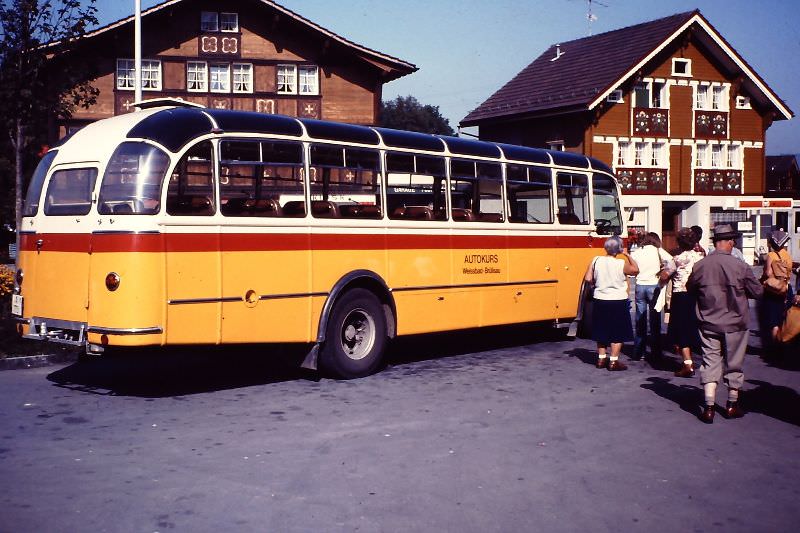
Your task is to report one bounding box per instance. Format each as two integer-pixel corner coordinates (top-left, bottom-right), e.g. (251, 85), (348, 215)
(379, 95), (454, 136)
(0, 0), (99, 234)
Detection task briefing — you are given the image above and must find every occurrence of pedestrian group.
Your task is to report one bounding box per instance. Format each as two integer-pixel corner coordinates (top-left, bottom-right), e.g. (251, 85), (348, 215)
(583, 225), (799, 424)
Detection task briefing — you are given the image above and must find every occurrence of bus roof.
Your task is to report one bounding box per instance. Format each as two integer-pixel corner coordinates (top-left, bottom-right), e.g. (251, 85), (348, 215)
(63, 105), (613, 173)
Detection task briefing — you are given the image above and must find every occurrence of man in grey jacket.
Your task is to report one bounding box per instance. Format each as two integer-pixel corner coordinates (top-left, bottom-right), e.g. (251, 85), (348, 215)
(687, 224), (763, 424)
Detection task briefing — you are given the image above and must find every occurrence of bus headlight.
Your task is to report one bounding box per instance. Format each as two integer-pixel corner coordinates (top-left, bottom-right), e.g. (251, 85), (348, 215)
(105, 272), (120, 291)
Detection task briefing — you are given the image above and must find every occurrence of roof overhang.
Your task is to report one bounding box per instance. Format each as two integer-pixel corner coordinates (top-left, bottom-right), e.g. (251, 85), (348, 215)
(587, 13), (792, 120)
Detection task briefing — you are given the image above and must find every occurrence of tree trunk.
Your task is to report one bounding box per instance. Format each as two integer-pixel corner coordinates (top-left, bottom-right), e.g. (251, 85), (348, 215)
(14, 118), (24, 262)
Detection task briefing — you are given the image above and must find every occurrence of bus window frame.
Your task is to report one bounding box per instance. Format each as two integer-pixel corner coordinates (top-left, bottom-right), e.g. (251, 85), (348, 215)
(505, 162), (555, 225)
(555, 171), (591, 226)
(42, 164), (99, 217)
(385, 149), (448, 222)
(165, 138), (217, 217)
(448, 157), (505, 223)
(590, 171), (624, 236)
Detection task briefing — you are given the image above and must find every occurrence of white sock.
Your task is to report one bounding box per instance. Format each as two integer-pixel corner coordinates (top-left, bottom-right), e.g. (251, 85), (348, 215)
(609, 356), (619, 362)
(597, 354), (607, 360)
(728, 389), (739, 403)
(683, 360), (693, 366)
(704, 382), (717, 406)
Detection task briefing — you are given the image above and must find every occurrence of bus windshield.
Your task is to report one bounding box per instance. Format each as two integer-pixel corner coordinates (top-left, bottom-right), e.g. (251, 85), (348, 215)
(98, 142), (171, 215)
(592, 172), (623, 235)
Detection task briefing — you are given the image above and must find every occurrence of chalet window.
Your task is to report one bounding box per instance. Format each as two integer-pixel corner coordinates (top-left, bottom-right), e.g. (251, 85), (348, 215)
(634, 142), (646, 166)
(220, 12), (239, 32)
(116, 59), (135, 89)
(607, 90), (623, 103)
(617, 142), (630, 166)
(735, 95), (751, 109)
(232, 63), (253, 93)
(712, 86), (726, 110)
(210, 63), (230, 92)
(695, 144), (708, 167)
(277, 64), (297, 94)
(651, 143), (664, 167)
(711, 144), (722, 167)
(652, 82), (665, 108)
(187, 61), (208, 92)
(695, 85), (709, 110)
(726, 145), (741, 168)
(672, 58), (691, 77)
(634, 83), (650, 108)
(116, 59), (161, 91)
(201, 11), (218, 32)
(299, 66), (319, 95)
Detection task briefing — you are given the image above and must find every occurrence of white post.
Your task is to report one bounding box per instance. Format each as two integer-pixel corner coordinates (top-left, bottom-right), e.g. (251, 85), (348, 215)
(134, 0), (142, 107)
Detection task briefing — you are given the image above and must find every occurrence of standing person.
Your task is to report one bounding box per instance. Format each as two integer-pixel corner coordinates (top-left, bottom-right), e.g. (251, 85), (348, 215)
(631, 232), (674, 361)
(690, 225), (708, 257)
(760, 230), (793, 345)
(687, 224), (763, 424)
(584, 235), (639, 371)
(667, 228), (704, 378)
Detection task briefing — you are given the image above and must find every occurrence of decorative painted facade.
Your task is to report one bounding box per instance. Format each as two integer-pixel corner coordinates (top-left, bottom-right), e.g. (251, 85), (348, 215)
(461, 11), (793, 258)
(54, 0), (416, 138)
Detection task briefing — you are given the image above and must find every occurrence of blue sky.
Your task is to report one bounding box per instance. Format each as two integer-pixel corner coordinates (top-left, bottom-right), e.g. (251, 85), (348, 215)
(96, 0), (800, 154)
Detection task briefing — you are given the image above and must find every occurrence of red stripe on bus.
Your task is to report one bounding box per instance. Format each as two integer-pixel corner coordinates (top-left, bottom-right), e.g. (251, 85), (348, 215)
(20, 232), (607, 253)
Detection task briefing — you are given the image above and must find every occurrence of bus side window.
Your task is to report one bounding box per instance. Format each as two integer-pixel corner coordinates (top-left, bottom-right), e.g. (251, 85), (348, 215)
(309, 145), (382, 219)
(218, 140), (304, 218)
(507, 164), (553, 224)
(556, 172), (589, 225)
(449, 159), (503, 223)
(592, 172), (623, 235)
(167, 141), (215, 216)
(386, 153), (447, 221)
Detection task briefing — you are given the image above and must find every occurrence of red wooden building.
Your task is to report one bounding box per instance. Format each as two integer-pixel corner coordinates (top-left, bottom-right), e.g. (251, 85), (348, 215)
(56, 0), (416, 137)
(461, 10), (793, 257)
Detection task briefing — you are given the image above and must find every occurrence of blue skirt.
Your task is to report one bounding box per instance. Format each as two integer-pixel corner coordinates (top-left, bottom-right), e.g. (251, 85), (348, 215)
(591, 298), (634, 344)
(667, 291), (699, 348)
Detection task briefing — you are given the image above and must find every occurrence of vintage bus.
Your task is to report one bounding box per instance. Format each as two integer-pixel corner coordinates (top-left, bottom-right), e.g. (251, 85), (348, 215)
(12, 100), (624, 378)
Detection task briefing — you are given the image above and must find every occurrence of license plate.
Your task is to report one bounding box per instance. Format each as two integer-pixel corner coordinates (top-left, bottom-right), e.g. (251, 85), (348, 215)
(11, 294), (23, 316)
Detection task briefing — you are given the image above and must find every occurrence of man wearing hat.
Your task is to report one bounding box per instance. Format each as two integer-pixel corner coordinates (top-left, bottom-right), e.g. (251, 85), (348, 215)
(686, 224), (763, 424)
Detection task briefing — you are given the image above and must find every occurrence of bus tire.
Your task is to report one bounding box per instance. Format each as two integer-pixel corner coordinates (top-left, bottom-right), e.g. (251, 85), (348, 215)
(319, 288), (387, 379)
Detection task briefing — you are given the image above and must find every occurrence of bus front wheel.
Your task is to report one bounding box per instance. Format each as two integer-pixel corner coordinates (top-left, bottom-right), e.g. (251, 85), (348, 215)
(319, 288), (387, 379)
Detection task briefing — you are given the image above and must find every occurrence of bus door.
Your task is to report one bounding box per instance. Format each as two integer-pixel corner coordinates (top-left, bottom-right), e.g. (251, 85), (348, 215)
(505, 163), (558, 323)
(218, 139), (311, 344)
(555, 172), (592, 318)
(163, 140), (222, 344)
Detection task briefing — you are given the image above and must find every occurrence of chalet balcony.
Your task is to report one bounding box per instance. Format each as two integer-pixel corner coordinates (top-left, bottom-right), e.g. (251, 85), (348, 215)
(616, 168), (668, 194)
(694, 168), (742, 194)
(632, 108), (669, 136)
(694, 111), (728, 138)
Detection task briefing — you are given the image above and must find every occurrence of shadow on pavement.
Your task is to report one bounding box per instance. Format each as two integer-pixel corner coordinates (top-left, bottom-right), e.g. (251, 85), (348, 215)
(387, 322), (570, 367)
(563, 347), (597, 366)
(743, 379), (800, 427)
(640, 376), (703, 418)
(47, 345), (312, 398)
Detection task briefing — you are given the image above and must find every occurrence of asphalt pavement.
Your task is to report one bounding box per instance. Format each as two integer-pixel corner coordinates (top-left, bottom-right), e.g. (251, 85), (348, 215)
(0, 319), (798, 532)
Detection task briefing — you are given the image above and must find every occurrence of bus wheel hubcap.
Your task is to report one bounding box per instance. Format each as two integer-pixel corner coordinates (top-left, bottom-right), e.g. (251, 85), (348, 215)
(340, 309), (375, 361)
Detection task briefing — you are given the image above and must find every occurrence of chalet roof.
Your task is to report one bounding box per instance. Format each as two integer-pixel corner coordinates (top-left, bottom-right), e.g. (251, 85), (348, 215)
(766, 155), (799, 179)
(461, 10), (792, 126)
(72, 0), (416, 81)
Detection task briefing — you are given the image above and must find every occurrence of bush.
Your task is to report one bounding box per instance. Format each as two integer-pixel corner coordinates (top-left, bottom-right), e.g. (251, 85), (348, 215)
(0, 265), (13, 304)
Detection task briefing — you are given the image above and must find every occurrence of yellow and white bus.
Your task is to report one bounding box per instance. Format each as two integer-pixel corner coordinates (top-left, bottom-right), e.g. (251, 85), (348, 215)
(12, 100), (624, 378)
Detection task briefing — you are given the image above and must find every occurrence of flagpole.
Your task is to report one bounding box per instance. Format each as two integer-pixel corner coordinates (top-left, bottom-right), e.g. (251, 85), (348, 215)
(134, 0), (142, 106)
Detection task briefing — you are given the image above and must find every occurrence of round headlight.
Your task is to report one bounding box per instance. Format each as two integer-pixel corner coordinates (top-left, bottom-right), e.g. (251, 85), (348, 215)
(105, 272), (120, 291)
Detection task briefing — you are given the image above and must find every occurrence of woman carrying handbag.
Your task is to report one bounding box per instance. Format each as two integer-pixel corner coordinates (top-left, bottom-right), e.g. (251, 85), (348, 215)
(761, 230), (793, 346)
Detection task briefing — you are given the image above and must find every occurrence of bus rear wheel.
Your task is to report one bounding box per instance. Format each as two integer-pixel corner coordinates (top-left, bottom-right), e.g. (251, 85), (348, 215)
(319, 288), (387, 379)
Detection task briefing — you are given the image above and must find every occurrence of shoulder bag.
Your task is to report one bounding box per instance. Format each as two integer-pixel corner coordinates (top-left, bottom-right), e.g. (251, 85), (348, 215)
(763, 251), (790, 296)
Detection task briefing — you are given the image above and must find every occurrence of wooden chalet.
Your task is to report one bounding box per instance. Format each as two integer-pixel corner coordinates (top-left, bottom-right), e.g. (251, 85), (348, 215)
(54, 0), (416, 137)
(461, 10), (793, 257)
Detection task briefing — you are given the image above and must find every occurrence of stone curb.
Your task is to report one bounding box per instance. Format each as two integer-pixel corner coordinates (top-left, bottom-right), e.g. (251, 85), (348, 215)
(0, 352), (78, 371)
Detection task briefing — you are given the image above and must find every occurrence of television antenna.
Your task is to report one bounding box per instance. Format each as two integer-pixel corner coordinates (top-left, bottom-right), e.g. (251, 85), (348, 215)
(584, 0), (608, 36)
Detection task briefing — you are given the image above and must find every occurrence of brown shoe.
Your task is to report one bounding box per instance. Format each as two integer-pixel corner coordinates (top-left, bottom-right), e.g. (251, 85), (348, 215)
(723, 401), (745, 419)
(699, 405), (715, 424)
(674, 364), (695, 378)
(608, 360), (628, 371)
(596, 358), (608, 369)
